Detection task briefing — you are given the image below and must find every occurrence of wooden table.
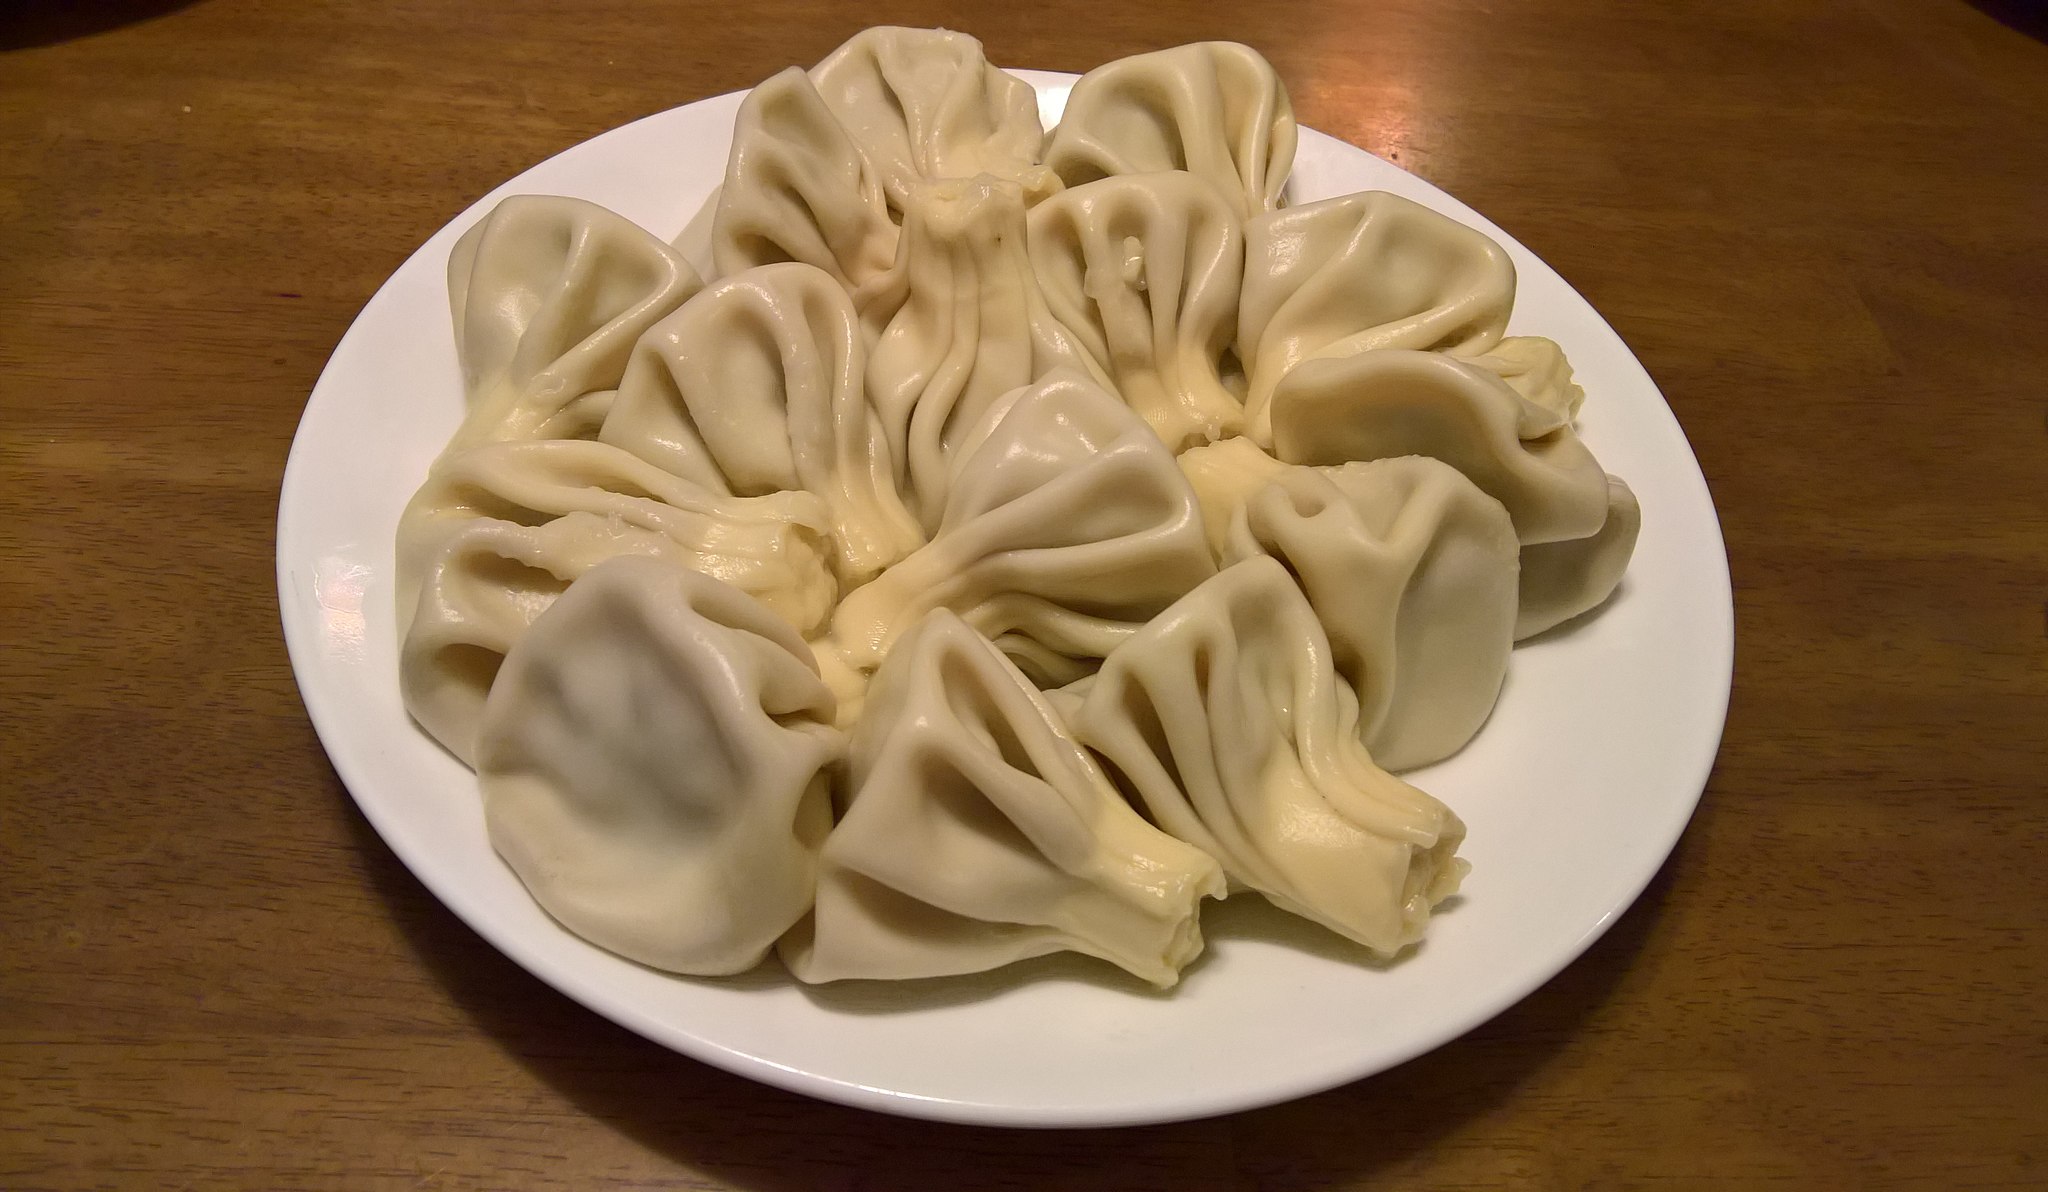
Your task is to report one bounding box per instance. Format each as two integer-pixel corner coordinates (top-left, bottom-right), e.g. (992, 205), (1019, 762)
(5, 0), (2044, 1185)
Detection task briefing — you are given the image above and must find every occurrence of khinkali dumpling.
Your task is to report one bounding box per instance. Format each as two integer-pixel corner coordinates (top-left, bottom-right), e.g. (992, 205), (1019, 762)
(707, 67), (899, 291)
(1028, 172), (1246, 450)
(1067, 557), (1467, 955)
(1220, 458), (1520, 772)
(858, 174), (1099, 529)
(443, 194), (703, 450)
(396, 440), (835, 763)
(1175, 436), (1288, 558)
(475, 555), (842, 975)
(1516, 473), (1640, 638)
(1269, 349), (1610, 545)
(784, 610), (1225, 987)
(1444, 339), (1632, 634)
(1044, 42), (1296, 221)
(821, 369), (1216, 692)
(1237, 190), (1514, 444)
(808, 27), (1054, 212)
(598, 263), (923, 586)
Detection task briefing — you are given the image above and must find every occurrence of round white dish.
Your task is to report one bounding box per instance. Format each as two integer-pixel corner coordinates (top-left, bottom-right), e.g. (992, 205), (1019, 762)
(278, 70), (1733, 1128)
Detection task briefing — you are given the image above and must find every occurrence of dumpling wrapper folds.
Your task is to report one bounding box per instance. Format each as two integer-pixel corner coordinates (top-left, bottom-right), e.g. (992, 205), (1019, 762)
(1044, 41), (1296, 221)
(475, 555), (842, 976)
(1220, 458), (1520, 772)
(599, 262), (924, 586)
(784, 609), (1225, 987)
(1182, 435), (1631, 650)
(1027, 171), (1247, 451)
(704, 67), (900, 292)
(443, 194), (703, 450)
(857, 173), (1102, 530)
(1067, 556), (1468, 956)
(818, 368), (1217, 708)
(1236, 189), (1515, 445)
(395, 439), (835, 764)
(1269, 348), (1611, 546)
(807, 26), (1055, 213)
(676, 27), (1056, 280)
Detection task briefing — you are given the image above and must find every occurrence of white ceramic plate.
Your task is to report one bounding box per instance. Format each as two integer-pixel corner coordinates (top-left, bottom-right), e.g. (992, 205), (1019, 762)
(278, 70), (1732, 1128)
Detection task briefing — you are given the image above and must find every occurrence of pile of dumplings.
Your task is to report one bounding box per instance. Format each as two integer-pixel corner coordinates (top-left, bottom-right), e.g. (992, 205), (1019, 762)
(394, 29), (1640, 989)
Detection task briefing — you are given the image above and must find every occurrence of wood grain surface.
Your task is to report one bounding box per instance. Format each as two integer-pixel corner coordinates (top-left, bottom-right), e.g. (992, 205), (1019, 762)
(4, 0), (2045, 1186)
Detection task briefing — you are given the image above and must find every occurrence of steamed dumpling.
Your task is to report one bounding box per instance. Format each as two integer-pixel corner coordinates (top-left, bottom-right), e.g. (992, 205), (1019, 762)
(598, 262), (924, 586)
(443, 194), (703, 450)
(1067, 557), (1467, 955)
(808, 27), (1054, 212)
(820, 369), (1217, 693)
(475, 555), (842, 975)
(396, 439), (835, 763)
(1044, 42), (1296, 220)
(1220, 458), (1520, 772)
(707, 67), (899, 292)
(1237, 190), (1514, 444)
(1269, 348), (1611, 545)
(857, 174), (1100, 529)
(1517, 473), (1640, 638)
(784, 610), (1225, 987)
(1027, 172), (1247, 450)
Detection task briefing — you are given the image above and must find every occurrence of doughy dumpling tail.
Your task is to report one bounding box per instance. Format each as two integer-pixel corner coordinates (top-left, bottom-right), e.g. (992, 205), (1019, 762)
(1222, 458), (1520, 772)
(1028, 171), (1247, 451)
(1069, 557), (1467, 956)
(1045, 41), (1296, 221)
(1238, 190), (1515, 445)
(784, 610), (1224, 987)
(710, 67), (899, 292)
(1459, 335), (1584, 422)
(1269, 348), (1611, 545)
(475, 555), (843, 976)
(600, 262), (925, 586)
(821, 369), (1216, 685)
(1516, 473), (1640, 638)
(808, 27), (1051, 211)
(444, 194), (703, 449)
